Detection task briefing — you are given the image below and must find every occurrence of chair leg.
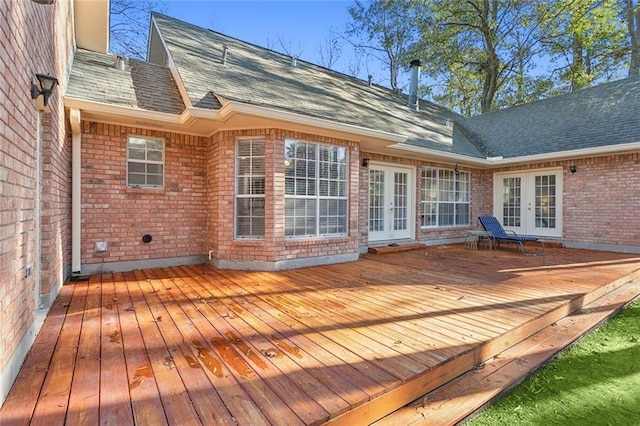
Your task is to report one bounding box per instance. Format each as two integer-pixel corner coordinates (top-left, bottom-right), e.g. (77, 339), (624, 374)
(521, 240), (546, 256)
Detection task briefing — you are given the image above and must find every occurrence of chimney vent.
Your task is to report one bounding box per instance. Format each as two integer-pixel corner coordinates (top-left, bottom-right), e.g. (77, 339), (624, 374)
(291, 56), (298, 67)
(407, 59), (422, 111)
(114, 55), (125, 71)
(367, 75), (373, 87)
(221, 45), (228, 65)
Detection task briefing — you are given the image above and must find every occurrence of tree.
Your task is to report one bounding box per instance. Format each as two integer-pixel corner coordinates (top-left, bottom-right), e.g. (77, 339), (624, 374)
(541, 0), (627, 91)
(412, 0), (549, 114)
(623, 0), (640, 76)
(110, 0), (162, 59)
(346, 0), (420, 90)
(317, 30), (344, 70)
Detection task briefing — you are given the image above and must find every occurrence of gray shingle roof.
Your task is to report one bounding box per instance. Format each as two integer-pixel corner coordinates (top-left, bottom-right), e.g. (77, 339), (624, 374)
(152, 13), (485, 158)
(457, 76), (640, 159)
(66, 49), (185, 114)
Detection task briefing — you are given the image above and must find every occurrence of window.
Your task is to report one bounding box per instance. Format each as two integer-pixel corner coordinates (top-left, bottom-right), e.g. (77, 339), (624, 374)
(235, 138), (265, 238)
(127, 136), (164, 188)
(420, 167), (470, 227)
(284, 139), (348, 237)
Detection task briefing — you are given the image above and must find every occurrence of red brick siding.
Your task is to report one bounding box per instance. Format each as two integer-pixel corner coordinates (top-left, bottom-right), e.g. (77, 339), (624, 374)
(358, 152), (490, 243)
(1, 0), (73, 399)
(80, 123), (208, 265)
(208, 129), (360, 264)
(560, 155), (640, 246)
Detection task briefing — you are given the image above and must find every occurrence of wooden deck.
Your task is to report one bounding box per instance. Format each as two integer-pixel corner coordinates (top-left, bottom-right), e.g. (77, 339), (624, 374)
(2, 245), (640, 426)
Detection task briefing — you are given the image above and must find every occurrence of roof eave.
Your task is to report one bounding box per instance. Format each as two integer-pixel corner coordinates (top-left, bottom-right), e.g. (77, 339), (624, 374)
(225, 100), (407, 143)
(389, 141), (640, 168)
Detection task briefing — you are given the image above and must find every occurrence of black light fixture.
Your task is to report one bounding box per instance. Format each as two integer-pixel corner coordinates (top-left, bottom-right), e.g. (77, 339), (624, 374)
(31, 73), (59, 107)
(362, 158), (370, 167)
(569, 165), (577, 174)
(454, 165), (460, 176)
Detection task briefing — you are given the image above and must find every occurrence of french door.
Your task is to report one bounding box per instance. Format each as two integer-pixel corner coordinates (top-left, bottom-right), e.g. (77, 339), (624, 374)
(368, 165), (413, 242)
(493, 169), (563, 238)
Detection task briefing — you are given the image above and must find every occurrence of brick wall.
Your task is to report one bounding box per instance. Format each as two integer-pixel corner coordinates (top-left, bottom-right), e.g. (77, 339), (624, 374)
(358, 152), (487, 244)
(0, 0), (74, 405)
(208, 129), (360, 265)
(557, 155), (639, 247)
(80, 123), (208, 266)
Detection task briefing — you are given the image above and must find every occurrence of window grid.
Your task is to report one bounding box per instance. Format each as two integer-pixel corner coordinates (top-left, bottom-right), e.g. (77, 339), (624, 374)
(285, 140), (348, 237)
(393, 172), (408, 231)
(235, 138), (266, 238)
(502, 177), (521, 227)
(369, 170), (385, 232)
(420, 167), (470, 227)
(535, 174), (556, 229)
(127, 136), (164, 188)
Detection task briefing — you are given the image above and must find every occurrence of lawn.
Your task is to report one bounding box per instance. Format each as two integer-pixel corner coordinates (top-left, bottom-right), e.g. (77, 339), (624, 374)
(466, 298), (640, 425)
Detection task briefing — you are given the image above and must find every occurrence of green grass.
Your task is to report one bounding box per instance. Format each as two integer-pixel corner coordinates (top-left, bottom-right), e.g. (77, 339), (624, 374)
(466, 298), (640, 426)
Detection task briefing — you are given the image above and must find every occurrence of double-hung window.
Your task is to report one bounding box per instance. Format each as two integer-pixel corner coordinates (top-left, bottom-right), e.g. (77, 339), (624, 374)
(127, 136), (164, 188)
(284, 139), (348, 237)
(235, 138), (265, 238)
(420, 167), (470, 227)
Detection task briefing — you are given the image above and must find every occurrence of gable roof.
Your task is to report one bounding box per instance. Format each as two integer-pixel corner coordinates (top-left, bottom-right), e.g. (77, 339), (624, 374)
(66, 49), (185, 114)
(149, 13), (485, 159)
(456, 76), (640, 160)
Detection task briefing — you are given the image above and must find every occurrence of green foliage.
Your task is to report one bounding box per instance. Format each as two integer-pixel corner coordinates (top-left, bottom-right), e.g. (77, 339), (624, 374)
(467, 299), (640, 425)
(346, 0), (637, 115)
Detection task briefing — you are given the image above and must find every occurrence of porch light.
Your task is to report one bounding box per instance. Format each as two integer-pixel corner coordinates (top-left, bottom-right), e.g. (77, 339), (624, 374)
(362, 158), (370, 167)
(30, 73), (59, 107)
(569, 165), (577, 174)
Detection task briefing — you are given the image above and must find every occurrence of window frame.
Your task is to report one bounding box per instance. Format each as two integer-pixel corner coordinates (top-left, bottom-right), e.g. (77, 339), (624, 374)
(234, 137), (266, 239)
(420, 166), (470, 228)
(126, 136), (165, 188)
(284, 139), (349, 238)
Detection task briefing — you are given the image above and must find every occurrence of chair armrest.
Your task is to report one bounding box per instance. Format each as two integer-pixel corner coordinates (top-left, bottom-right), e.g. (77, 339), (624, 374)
(504, 230), (518, 237)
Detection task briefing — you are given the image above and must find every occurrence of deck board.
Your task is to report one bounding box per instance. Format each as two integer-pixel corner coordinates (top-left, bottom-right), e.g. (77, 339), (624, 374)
(2, 246), (640, 425)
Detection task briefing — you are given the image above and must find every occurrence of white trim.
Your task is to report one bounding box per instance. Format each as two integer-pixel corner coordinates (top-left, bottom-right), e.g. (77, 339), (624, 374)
(493, 167), (563, 238)
(367, 162), (415, 242)
(227, 101), (407, 143)
(64, 96), (640, 166)
(70, 108), (82, 273)
(388, 141), (640, 167)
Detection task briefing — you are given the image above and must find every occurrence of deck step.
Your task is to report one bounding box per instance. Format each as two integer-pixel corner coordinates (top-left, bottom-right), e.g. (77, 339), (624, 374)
(368, 243), (426, 254)
(374, 276), (640, 426)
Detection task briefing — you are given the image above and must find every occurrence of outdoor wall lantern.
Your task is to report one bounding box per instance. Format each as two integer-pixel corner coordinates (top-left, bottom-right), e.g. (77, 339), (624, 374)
(31, 73), (59, 107)
(569, 165), (577, 174)
(362, 158), (370, 167)
(454, 165), (460, 176)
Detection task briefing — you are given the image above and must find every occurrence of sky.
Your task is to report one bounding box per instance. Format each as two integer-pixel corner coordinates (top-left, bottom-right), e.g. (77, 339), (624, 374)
(157, 0), (397, 87)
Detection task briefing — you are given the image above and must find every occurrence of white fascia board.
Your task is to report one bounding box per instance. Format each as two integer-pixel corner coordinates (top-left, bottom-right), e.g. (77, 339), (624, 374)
(63, 97), (203, 125)
(389, 141), (640, 168)
(388, 143), (487, 166)
(487, 142), (640, 166)
(225, 100), (407, 143)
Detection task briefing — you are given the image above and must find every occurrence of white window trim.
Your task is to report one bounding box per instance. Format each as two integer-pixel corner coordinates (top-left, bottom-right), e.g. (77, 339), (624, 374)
(235, 137), (266, 239)
(126, 136), (164, 188)
(284, 139), (349, 239)
(420, 166), (471, 228)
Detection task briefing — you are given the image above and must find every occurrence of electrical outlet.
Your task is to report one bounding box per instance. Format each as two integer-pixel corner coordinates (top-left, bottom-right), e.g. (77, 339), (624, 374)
(25, 266), (33, 278)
